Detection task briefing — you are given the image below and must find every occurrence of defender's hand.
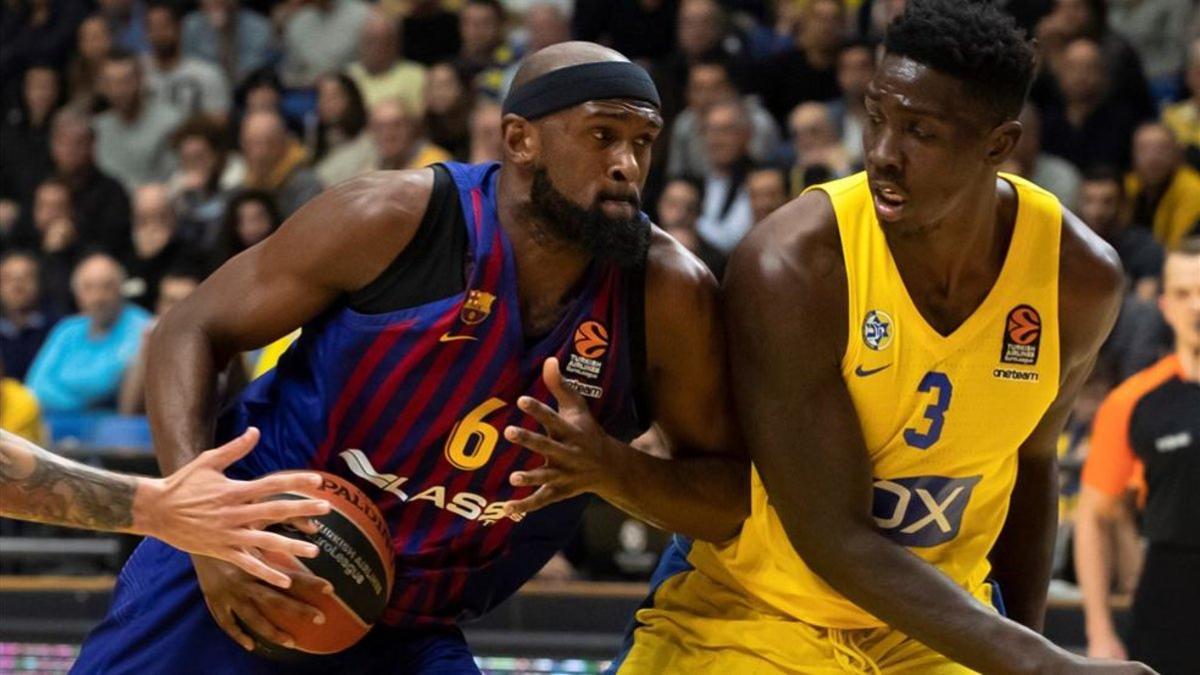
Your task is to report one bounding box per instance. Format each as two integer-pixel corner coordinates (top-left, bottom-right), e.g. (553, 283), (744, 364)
(193, 555), (332, 652)
(503, 357), (619, 516)
(1086, 629), (1129, 661)
(136, 428), (330, 587)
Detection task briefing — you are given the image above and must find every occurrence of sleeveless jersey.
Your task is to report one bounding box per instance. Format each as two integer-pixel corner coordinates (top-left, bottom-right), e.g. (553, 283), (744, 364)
(688, 171), (1063, 628)
(218, 161), (648, 626)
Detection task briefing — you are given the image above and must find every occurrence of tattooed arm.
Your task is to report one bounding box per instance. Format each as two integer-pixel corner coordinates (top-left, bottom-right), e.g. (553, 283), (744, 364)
(0, 428), (332, 588)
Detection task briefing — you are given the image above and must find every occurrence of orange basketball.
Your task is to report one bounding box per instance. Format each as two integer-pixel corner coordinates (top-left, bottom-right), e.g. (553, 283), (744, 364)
(247, 472), (395, 660)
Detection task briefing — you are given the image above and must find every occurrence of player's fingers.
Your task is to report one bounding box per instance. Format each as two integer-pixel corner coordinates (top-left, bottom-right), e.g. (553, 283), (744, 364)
(201, 428), (262, 469)
(210, 602), (256, 651)
(234, 498), (330, 527)
(503, 426), (569, 459)
(236, 529), (320, 560)
(249, 579), (326, 627)
(503, 486), (565, 516)
(237, 598), (298, 648)
(509, 467), (558, 488)
(237, 471), (325, 500)
(289, 570), (335, 600)
(228, 550), (294, 588)
(541, 357), (586, 410)
(515, 396), (573, 437)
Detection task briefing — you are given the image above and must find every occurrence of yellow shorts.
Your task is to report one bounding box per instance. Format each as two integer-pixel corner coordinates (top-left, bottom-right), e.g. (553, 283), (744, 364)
(615, 556), (983, 675)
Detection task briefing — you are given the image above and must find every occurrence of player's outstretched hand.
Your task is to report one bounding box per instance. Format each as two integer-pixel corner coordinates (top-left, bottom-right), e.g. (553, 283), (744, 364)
(193, 555), (332, 651)
(502, 357), (620, 517)
(136, 428), (331, 587)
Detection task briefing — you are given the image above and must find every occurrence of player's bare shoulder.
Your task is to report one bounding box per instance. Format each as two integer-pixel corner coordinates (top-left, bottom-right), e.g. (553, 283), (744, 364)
(1057, 207), (1125, 365)
(259, 169), (437, 292)
(726, 190), (843, 299)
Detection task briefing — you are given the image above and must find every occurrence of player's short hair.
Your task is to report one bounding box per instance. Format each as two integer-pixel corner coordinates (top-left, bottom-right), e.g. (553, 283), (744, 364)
(883, 0), (1036, 123)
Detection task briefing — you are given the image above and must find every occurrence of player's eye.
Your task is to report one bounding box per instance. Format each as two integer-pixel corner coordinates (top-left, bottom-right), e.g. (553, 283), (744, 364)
(592, 129), (613, 143)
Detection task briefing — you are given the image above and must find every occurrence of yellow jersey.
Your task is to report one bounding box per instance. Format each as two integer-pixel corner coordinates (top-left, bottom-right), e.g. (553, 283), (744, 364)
(689, 172), (1063, 629)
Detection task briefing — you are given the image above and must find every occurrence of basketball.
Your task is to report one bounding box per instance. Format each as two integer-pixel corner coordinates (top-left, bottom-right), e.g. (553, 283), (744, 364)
(247, 471), (395, 660)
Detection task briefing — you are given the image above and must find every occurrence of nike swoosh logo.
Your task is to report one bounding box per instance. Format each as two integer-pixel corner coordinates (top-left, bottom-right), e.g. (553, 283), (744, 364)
(439, 332), (477, 343)
(854, 363), (892, 377)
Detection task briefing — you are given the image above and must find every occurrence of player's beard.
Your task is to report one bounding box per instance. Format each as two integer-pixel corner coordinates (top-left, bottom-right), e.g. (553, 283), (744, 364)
(528, 166), (650, 268)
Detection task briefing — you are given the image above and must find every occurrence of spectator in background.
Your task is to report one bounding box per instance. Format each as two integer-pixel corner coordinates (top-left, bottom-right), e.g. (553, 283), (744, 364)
(280, 0), (370, 89)
(0, 0), (86, 87)
(310, 73), (373, 186)
(746, 165), (788, 225)
(1106, 0), (1193, 103)
(1, 65), (63, 231)
(571, 0), (678, 62)
(1162, 38), (1200, 170)
(98, 0), (149, 53)
(125, 183), (191, 311)
(467, 98), (503, 164)
(346, 11), (426, 112)
(238, 110), (322, 218)
(216, 189), (280, 263)
(652, 0), (739, 125)
(0, 251), (58, 382)
(1079, 166), (1163, 300)
(1003, 104), (1082, 210)
(1035, 0), (1156, 123)
(181, 0), (274, 85)
(30, 178), (79, 313)
(169, 116), (238, 251)
(456, 0), (512, 95)
(1076, 238), (1200, 674)
(666, 58), (781, 180)
(143, 1), (231, 121)
(423, 62), (473, 160)
(1126, 122), (1200, 249)
(66, 14), (113, 113)
(656, 177), (725, 275)
(786, 101), (852, 194)
(118, 263), (203, 414)
(1040, 37), (1139, 171)
(760, 0), (844, 126)
(368, 99), (451, 170)
(44, 109), (132, 256)
(696, 99), (755, 255)
(94, 50), (185, 190)
(26, 252), (151, 412)
(401, 0), (461, 66)
(827, 40), (875, 167)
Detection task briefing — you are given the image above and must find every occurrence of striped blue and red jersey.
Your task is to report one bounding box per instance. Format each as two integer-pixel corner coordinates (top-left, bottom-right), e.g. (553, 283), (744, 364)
(218, 162), (648, 626)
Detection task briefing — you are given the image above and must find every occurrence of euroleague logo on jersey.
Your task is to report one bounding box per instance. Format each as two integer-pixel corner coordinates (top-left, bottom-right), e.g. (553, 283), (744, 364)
(1000, 304), (1041, 366)
(573, 320), (609, 358)
(564, 319), (608, 399)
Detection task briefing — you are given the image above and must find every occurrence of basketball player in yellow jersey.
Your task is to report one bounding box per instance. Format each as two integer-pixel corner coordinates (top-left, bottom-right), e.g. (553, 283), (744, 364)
(615, 1), (1153, 673)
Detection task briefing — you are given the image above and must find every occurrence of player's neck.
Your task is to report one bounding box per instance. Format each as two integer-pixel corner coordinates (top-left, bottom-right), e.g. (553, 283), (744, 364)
(887, 176), (1007, 289)
(496, 170), (592, 335)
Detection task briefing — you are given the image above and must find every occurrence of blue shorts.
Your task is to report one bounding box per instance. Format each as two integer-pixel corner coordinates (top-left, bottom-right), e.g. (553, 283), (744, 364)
(71, 539), (481, 675)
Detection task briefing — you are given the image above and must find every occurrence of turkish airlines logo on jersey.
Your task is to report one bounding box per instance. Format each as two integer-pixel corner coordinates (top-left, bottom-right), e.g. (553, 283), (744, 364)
(1000, 305), (1041, 366)
(872, 474), (982, 547)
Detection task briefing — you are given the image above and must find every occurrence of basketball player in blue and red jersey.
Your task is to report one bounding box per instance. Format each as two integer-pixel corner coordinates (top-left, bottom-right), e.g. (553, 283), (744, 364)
(71, 42), (747, 673)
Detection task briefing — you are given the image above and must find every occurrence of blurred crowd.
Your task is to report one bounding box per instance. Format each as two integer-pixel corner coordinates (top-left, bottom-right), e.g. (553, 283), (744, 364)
(1, 0), (1198, 583)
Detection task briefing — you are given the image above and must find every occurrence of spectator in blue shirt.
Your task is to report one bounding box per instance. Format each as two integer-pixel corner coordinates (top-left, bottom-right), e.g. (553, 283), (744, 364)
(0, 251), (59, 381)
(26, 252), (150, 412)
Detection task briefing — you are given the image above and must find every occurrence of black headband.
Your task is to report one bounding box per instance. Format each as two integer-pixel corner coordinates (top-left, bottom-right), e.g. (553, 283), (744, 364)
(502, 61), (662, 120)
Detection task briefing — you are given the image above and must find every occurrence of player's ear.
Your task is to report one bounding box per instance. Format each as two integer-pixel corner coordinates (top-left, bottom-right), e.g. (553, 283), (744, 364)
(985, 119), (1022, 167)
(502, 114), (538, 167)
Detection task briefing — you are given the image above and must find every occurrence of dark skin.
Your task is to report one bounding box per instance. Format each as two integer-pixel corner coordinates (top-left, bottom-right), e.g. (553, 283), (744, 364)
(724, 55), (1147, 674)
(145, 43), (747, 651)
